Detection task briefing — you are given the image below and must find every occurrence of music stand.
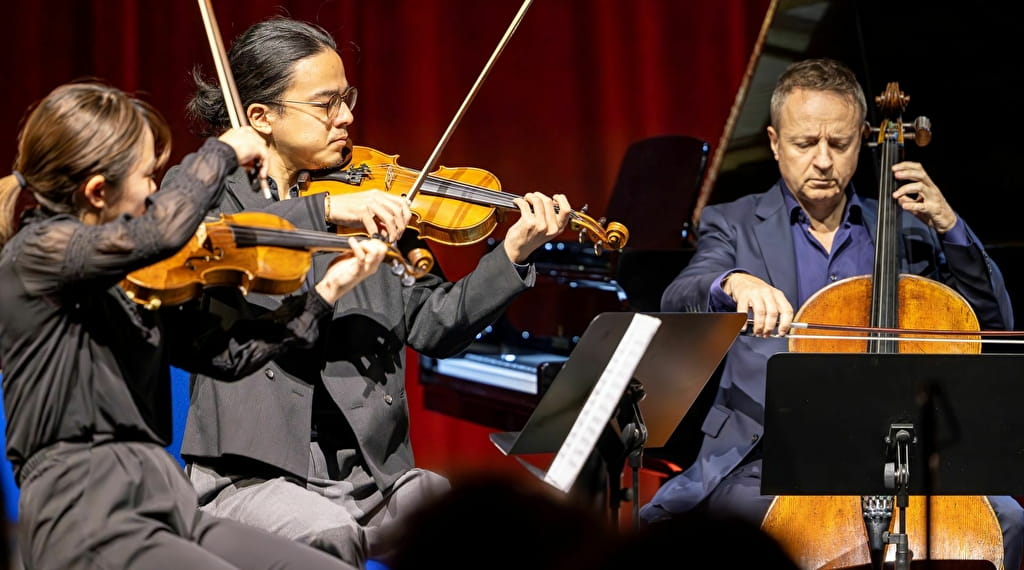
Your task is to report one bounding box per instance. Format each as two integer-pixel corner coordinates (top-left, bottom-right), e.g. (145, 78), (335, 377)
(762, 352), (1024, 569)
(490, 311), (745, 523)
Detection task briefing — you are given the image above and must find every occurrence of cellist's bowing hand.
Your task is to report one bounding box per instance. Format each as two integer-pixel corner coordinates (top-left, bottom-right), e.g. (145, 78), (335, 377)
(502, 192), (572, 264)
(722, 272), (794, 337)
(218, 126), (270, 188)
(324, 190), (411, 243)
(891, 161), (958, 234)
(313, 238), (389, 305)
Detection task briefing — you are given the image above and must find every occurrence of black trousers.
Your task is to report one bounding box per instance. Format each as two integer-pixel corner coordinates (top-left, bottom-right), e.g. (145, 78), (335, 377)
(17, 440), (354, 570)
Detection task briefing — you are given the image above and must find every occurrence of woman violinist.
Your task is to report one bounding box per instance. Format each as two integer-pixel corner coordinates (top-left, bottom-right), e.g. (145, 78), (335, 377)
(175, 16), (573, 567)
(639, 58), (1023, 568)
(0, 81), (386, 569)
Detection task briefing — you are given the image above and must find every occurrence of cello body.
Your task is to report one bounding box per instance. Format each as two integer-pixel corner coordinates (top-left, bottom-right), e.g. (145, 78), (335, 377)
(759, 83), (1005, 569)
(762, 275), (1002, 569)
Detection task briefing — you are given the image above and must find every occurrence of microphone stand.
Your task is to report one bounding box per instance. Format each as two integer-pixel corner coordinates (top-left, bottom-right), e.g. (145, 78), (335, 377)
(883, 424), (915, 570)
(614, 378), (648, 530)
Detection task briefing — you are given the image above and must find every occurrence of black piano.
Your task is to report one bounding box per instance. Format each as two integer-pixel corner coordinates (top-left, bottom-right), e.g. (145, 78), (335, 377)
(422, 0), (1024, 435)
(420, 135), (709, 432)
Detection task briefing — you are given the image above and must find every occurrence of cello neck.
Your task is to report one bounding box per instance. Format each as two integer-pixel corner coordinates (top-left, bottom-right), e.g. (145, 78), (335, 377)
(869, 117), (903, 351)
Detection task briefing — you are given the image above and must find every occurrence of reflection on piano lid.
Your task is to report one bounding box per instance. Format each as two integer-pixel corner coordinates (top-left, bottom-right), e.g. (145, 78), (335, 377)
(420, 132), (711, 430)
(429, 351), (569, 396)
(420, 238), (630, 431)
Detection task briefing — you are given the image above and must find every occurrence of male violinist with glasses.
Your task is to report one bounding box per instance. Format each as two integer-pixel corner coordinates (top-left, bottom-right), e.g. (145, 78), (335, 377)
(164, 16), (574, 569)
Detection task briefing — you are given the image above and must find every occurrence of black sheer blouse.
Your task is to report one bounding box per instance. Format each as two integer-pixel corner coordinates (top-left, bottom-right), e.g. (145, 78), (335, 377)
(0, 139), (331, 480)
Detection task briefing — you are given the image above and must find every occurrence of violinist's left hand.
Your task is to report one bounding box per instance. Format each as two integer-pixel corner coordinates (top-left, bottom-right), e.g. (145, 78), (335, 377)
(314, 238), (390, 305)
(503, 192), (572, 264)
(891, 161), (958, 233)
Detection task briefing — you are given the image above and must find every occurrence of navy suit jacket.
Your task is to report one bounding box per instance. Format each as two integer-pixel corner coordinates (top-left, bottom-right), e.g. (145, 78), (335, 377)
(640, 182), (1013, 521)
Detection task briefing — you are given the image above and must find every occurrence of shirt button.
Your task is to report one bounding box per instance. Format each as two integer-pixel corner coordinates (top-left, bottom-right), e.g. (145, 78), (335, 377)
(265, 369), (275, 379)
(751, 433), (760, 443)
(829, 274), (838, 282)
(384, 394), (394, 405)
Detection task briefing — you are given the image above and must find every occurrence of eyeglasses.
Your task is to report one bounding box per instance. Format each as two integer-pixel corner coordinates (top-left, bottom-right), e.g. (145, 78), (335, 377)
(279, 85), (358, 121)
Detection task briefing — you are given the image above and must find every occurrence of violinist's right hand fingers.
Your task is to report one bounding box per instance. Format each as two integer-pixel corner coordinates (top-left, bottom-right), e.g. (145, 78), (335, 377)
(218, 126), (270, 171)
(326, 190), (410, 243)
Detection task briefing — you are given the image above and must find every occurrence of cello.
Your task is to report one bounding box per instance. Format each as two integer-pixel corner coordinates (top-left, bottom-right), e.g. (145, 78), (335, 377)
(759, 83), (1004, 569)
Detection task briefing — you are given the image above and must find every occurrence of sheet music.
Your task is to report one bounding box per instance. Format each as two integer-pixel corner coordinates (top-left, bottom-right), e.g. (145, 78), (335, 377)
(543, 313), (661, 493)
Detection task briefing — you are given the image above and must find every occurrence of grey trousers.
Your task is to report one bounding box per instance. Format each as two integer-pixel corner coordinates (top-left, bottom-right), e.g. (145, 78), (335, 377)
(17, 440), (353, 570)
(189, 441), (450, 568)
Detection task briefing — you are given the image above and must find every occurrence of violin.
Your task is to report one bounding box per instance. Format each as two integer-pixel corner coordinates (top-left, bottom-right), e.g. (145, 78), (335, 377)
(297, 145), (631, 255)
(122, 212), (434, 309)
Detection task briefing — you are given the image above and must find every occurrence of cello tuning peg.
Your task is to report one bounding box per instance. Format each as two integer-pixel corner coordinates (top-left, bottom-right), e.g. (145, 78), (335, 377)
(401, 274), (414, 287)
(389, 260), (405, 276)
(580, 204), (589, 214)
(592, 241), (604, 257)
(911, 116), (932, 147)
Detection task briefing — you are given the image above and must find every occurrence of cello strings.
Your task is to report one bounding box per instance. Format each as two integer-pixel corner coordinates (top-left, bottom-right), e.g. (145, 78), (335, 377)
(777, 332), (1024, 345)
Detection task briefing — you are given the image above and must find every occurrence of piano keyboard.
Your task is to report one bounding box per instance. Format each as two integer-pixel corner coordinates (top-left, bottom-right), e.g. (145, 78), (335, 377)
(432, 352), (569, 395)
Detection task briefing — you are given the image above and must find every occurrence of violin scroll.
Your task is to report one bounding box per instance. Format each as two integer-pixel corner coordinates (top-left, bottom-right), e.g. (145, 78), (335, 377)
(566, 206), (630, 255)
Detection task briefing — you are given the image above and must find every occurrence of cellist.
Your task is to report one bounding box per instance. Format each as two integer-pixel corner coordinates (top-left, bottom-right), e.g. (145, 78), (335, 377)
(170, 16), (574, 568)
(639, 58), (1024, 568)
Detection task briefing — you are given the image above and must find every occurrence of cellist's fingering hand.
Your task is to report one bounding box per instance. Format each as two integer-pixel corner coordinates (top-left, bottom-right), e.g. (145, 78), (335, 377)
(891, 161), (958, 234)
(313, 238), (389, 305)
(325, 190), (411, 243)
(722, 272), (794, 337)
(217, 126), (270, 187)
(502, 193), (571, 264)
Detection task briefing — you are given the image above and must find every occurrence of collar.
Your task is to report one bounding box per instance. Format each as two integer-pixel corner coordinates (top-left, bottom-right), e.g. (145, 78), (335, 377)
(782, 181), (863, 225)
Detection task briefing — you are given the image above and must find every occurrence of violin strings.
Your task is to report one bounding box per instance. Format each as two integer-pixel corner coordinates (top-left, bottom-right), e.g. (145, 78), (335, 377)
(228, 223), (354, 249)
(359, 164), (591, 227)
(371, 164), (521, 207)
(225, 223), (426, 274)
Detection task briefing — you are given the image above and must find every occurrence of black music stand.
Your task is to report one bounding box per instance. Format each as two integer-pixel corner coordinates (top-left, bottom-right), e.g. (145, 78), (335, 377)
(762, 352), (1024, 569)
(490, 311), (745, 525)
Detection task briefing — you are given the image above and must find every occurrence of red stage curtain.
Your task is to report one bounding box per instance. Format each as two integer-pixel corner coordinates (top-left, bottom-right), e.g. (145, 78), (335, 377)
(1, 0), (771, 483)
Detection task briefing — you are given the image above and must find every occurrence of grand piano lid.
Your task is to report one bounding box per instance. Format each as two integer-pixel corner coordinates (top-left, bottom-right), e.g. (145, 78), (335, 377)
(699, 0), (1021, 250)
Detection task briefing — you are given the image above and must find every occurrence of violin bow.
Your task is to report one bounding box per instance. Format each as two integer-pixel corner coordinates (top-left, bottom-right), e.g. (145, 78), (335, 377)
(404, 0), (534, 202)
(196, 0), (271, 199)
(753, 320), (1024, 345)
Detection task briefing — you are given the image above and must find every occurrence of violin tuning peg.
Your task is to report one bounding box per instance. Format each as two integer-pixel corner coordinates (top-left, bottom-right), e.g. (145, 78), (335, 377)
(389, 260), (404, 276)
(580, 204), (589, 214)
(401, 274), (415, 287)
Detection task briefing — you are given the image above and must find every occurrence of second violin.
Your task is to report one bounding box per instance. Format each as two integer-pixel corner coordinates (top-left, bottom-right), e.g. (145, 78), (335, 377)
(298, 146), (630, 255)
(122, 211), (434, 309)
